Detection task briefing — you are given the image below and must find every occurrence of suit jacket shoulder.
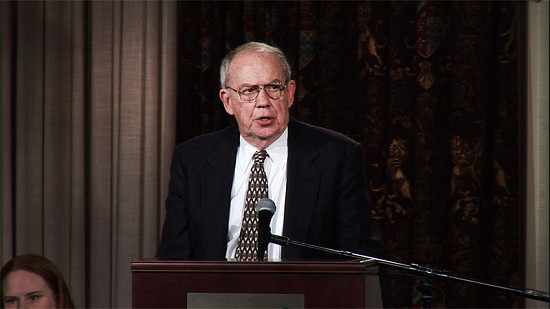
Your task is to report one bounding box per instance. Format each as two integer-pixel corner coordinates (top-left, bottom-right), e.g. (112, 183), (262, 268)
(173, 125), (240, 162)
(287, 118), (362, 160)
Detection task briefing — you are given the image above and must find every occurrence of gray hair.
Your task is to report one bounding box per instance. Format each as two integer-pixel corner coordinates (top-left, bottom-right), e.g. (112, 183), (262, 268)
(219, 42), (292, 89)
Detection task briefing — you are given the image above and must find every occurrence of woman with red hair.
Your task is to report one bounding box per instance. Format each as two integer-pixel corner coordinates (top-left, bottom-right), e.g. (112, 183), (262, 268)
(1, 254), (74, 308)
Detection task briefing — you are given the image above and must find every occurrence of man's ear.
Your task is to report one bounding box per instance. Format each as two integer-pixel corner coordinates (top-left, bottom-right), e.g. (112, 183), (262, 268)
(286, 80), (296, 109)
(219, 89), (234, 115)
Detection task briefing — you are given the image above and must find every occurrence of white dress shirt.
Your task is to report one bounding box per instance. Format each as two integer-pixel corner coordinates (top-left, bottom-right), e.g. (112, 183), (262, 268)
(225, 128), (288, 261)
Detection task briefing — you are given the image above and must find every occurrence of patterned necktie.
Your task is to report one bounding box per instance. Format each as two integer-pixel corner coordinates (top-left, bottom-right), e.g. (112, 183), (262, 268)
(235, 150), (269, 261)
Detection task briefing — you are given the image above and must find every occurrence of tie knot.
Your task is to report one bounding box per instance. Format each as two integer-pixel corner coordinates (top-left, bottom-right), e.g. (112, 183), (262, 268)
(253, 150), (268, 164)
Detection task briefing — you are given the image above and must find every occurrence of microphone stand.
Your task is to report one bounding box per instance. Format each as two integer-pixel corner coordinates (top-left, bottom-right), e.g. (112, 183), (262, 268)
(269, 234), (550, 307)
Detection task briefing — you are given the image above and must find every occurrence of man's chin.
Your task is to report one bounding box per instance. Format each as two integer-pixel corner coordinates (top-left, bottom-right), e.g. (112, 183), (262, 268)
(243, 129), (284, 148)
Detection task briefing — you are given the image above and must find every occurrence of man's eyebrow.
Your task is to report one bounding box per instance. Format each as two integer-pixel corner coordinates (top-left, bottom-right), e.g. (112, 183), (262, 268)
(236, 79), (284, 87)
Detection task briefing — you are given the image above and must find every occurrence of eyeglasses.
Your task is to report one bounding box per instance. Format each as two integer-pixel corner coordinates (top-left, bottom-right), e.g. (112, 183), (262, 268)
(226, 82), (288, 102)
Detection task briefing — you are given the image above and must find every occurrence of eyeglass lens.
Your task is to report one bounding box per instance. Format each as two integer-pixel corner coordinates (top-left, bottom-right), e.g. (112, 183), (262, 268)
(239, 84), (285, 102)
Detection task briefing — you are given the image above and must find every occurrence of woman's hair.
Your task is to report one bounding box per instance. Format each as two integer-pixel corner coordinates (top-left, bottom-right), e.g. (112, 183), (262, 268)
(219, 41), (292, 89)
(1, 254), (75, 308)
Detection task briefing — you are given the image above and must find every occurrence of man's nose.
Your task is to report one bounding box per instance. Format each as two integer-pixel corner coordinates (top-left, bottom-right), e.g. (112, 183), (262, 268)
(254, 86), (271, 105)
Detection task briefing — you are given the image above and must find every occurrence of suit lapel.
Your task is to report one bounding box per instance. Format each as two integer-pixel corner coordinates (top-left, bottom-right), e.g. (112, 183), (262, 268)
(201, 128), (239, 257)
(283, 120), (322, 254)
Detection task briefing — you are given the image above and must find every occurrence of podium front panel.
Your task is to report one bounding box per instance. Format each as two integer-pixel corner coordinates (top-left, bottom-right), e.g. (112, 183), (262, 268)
(131, 260), (381, 308)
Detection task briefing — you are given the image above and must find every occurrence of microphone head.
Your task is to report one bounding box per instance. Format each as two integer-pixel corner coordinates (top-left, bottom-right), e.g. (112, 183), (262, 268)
(256, 198), (276, 214)
(256, 198), (276, 253)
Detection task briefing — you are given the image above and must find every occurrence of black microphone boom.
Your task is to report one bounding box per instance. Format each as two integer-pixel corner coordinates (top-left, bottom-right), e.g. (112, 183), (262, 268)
(258, 199), (549, 305)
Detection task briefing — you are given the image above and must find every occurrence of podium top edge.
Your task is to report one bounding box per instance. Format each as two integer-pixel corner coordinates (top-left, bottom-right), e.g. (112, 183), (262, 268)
(130, 260), (379, 274)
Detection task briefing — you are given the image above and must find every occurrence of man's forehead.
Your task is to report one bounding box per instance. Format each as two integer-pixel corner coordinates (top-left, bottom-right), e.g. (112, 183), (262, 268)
(229, 52), (285, 83)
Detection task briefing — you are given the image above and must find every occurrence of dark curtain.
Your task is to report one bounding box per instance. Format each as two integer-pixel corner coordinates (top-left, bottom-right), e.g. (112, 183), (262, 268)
(175, 1), (525, 307)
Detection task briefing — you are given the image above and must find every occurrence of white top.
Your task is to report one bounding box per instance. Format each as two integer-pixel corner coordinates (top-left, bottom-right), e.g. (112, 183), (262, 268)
(225, 128), (288, 261)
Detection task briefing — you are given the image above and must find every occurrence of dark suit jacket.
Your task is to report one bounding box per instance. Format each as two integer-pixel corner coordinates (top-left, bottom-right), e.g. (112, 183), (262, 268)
(156, 118), (383, 260)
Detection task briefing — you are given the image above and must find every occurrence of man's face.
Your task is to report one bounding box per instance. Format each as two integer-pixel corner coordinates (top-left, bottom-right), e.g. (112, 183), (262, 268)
(219, 51), (295, 149)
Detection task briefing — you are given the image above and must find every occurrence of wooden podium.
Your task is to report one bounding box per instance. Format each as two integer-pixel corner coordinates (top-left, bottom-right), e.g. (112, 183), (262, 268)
(131, 260), (382, 308)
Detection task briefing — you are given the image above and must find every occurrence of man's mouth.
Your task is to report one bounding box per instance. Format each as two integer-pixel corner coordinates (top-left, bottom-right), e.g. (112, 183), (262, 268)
(256, 117), (273, 125)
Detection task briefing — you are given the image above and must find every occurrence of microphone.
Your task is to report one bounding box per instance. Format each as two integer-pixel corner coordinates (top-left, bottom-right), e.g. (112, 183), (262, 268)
(256, 198), (276, 260)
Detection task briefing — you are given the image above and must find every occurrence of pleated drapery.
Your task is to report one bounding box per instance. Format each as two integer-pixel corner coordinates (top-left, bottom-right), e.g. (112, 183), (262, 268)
(0, 1), (177, 307)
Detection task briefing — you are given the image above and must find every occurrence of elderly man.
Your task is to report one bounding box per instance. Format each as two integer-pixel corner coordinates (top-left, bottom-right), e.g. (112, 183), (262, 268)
(156, 42), (383, 261)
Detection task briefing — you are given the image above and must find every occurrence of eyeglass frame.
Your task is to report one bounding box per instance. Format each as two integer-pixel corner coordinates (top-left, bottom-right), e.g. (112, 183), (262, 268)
(225, 81), (289, 102)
